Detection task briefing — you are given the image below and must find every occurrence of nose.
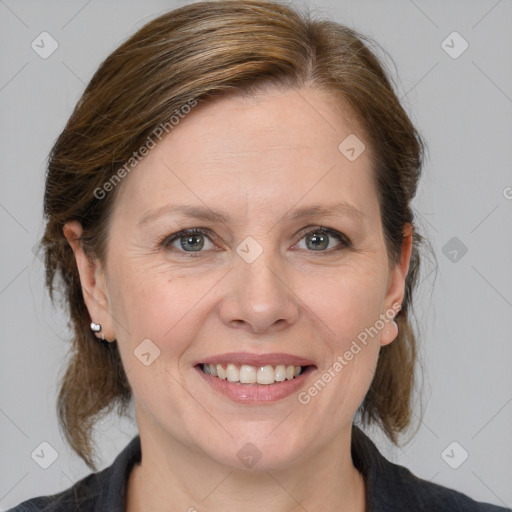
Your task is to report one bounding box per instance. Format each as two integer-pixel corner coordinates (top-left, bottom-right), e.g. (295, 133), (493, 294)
(219, 251), (300, 334)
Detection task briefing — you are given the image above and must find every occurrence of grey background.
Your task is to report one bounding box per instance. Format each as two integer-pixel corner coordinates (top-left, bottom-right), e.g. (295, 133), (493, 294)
(1, 0), (511, 509)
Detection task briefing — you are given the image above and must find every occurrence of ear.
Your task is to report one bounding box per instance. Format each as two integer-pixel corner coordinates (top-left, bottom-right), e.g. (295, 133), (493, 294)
(379, 223), (413, 347)
(63, 220), (115, 342)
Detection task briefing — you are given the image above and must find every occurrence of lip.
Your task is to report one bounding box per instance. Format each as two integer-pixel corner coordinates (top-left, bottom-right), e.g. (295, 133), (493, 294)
(194, 353), (317, 404)
(193, 352), (316, 368)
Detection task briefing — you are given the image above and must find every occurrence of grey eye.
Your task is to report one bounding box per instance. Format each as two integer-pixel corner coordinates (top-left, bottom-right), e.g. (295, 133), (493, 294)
(166, 230), (215, 252)
(179, 233), (205, 251)
(305, 232), (329, 250)
(296, 228), (348, 252)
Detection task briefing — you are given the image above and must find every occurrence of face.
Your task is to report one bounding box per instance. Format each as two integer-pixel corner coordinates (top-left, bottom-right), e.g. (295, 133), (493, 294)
(68, 86), (411, 471)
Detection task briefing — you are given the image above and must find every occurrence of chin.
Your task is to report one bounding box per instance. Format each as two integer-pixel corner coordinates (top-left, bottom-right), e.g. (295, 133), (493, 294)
(198, 428), (310, 472)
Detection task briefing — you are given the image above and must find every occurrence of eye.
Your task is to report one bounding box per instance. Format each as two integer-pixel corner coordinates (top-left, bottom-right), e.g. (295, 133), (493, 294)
(160, 226), (350, 256)
(294, 226), (351, 252)
(163, 228), (216, 254)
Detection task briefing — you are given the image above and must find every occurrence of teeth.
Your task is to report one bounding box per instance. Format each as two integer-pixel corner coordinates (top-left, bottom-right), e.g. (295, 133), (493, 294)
(216, 364), (226, 380)
(201, 363), (305, 384)
(274, 364), (286, 382)
(226, 363), (238, 382)
(239, 365), (256, 384)
(257, 365), (275, 385)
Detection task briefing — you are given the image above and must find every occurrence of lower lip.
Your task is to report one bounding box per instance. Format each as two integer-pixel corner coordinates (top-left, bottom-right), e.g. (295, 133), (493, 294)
(195, 366), (316, 404)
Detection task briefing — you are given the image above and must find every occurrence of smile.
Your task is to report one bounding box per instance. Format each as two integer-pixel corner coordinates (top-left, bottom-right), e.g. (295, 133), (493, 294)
(201, 363), (307, 385)
(194, 353), (317, 404)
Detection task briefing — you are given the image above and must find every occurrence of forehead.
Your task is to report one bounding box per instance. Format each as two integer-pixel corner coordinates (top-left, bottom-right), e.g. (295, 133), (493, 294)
(112, 86), (379, 225)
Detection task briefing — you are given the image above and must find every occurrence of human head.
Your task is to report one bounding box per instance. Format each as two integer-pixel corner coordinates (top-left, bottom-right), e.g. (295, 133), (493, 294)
(43, 0), (426, 470)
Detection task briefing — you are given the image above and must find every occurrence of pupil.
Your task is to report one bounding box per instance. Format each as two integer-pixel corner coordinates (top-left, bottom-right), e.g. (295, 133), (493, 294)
(181, 234), (204, 251)
(307, 232), (328, 250)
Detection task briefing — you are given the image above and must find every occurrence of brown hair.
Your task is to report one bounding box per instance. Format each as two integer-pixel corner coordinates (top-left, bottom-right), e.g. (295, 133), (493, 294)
(41, 0), (429, 471)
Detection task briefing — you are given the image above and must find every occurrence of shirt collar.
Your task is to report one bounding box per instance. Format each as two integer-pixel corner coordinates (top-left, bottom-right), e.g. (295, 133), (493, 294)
(96, 433), (141, 510)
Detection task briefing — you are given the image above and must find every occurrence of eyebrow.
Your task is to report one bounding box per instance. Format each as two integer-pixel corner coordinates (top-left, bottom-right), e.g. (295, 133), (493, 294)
(138, 201), (366, 226)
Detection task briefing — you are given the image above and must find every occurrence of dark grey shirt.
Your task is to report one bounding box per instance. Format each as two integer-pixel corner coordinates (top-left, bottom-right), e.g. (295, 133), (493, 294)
(6, 427), (509, 511)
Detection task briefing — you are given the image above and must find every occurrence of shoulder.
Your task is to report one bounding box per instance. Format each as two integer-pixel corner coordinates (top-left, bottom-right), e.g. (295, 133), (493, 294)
(5, 435), (141, 512)
(378, 457), (509, 511)
(4, 472), (102, 512)
(351, 426), (510, 512)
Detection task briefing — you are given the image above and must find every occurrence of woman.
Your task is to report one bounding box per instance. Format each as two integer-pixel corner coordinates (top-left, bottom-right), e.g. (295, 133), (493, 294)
(7, 1), (508, 511)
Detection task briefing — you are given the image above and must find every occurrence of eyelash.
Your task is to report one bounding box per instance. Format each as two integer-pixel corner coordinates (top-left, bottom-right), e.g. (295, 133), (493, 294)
(160, 226), (351, 257)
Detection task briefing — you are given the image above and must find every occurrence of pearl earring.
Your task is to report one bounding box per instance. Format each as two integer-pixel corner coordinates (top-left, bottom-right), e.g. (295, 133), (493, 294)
(90, 321), (105, 340)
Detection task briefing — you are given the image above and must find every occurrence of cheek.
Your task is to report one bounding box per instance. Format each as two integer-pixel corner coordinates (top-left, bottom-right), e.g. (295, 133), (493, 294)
(108, 258), (182, 328)
(300, 261), (388, 351)
(295, 261), (387, 407)
(107, 258), (220, 359)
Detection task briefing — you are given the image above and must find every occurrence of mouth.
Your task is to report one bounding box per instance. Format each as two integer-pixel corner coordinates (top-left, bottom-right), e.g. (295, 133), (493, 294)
(198, 363), (310, 385)
(193, 353), (317, 404)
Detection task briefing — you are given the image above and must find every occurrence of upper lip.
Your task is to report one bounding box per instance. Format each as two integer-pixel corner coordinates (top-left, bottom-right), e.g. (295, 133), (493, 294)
(194, 352), (316, 368)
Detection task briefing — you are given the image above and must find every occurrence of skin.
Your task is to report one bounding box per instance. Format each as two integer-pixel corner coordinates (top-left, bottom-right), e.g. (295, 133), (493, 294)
(64, 86), (412, 512)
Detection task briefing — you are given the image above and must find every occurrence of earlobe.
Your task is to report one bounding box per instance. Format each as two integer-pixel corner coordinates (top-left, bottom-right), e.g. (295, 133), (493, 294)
(380, 319), (399, 347)
(63, 221), (115, 342)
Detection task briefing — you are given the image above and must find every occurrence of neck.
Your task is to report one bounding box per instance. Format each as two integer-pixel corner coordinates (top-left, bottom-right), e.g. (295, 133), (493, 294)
(126, 425), (366, 512)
